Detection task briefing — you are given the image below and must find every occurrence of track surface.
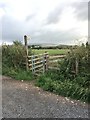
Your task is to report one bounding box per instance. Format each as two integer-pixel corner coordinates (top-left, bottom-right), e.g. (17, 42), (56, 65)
(2, 76), (89, 118)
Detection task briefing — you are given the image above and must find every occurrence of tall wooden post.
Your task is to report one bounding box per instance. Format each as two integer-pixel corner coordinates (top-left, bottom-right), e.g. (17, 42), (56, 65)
(76, 57), (78, 75)
(32, 55), (35, 74)
(24, 35), (28, 71)
(44, 51), (49, 71)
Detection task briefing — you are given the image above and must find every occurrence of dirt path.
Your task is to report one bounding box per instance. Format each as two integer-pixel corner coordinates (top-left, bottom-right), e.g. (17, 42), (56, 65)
(2, 76), (89, 118)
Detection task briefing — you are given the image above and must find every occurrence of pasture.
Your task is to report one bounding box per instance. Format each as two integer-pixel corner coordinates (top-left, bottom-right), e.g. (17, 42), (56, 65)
(31, 49), (70, 55)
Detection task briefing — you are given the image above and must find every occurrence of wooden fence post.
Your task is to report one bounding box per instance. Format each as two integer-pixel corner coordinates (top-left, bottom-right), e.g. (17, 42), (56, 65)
(44, 52), (49, 71)
(76, 57), (78, 75)
(43, 54), (45, 74)
(32, 55), (35, 74)
(24, 35), (28, 71)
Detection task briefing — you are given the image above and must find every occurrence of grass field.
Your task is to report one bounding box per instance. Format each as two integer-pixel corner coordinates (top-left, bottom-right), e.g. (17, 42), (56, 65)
(31, 49), (69, 55)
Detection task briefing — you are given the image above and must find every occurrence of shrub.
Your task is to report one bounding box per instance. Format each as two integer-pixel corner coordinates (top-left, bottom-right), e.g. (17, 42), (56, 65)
(3, 44), (26, 68)
(36, 43), (90, 103)
(2, 40), (33, 80)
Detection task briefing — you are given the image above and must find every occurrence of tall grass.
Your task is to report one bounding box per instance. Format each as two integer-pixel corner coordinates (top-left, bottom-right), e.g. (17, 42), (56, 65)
(2, 41), (33, 81)
(36, 43), (90, 103)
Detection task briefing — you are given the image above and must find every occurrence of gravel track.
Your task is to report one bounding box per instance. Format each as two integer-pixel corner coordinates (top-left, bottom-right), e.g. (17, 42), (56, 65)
(2, 76), (89, 118)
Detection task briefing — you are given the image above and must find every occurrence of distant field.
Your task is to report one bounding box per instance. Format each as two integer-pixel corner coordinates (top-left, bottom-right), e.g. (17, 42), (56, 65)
(31, 49), (70, 55)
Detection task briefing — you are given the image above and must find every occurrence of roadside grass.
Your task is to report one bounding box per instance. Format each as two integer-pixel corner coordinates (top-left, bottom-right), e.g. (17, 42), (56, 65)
(2, 43), (34, 81)
(31, 49), (69, 55)
(2, 65), (34, 81)
(35, 70), (90, 103)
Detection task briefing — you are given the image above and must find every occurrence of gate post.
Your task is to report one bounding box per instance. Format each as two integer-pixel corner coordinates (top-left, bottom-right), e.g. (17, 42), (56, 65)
(32, 55), (35, 74)
(24, 35), (28, 71)
(76, 57), (78, 75)
(44, 51), (49, 71)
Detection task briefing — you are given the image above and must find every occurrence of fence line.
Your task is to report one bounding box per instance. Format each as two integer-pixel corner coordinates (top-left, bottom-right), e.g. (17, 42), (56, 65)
(48, 54), (65, 70)
(28, 52), (49, 75)
(27, 53), (65, 75)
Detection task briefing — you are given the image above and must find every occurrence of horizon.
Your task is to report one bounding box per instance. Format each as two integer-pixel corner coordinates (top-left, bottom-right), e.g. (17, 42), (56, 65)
(1, 40), (88, 46)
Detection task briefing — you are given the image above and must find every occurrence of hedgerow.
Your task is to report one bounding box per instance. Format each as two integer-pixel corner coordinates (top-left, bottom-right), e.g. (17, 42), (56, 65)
(2, 41), (33, 80)
(36, 43), (90, 103)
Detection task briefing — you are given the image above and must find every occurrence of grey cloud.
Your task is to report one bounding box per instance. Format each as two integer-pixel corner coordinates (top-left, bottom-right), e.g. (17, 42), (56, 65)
(2, 15), (42, 43)
(2, 15), (81, 45)
(2, 15), (24, 43)
(72, 2), (88, 21)
(29, 29), (80, 45)
(25, 13), (36, 22)
(46, 5), (63, 24)
(46, 2), (88, 24)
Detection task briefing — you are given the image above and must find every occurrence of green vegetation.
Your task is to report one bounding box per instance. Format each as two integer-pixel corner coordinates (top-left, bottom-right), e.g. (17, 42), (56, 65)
(31, 49), (69, 55)
(36, 72), (89, 103)
(2, 41), (33, 81)
(2, 40), (90, 103)
(2, 65), (33, 81)
(36, 43), (90, 103)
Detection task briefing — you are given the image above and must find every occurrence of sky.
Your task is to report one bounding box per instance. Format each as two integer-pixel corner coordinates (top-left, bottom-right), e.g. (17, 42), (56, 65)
(0, 0), (89, 45)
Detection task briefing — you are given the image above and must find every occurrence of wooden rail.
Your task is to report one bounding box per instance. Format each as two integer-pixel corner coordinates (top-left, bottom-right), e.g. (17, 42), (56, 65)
(48, 55), (65, 69)
(28, 52), (49, 75)
(49, 55), (65, 59)
(26, 53), (65, 75)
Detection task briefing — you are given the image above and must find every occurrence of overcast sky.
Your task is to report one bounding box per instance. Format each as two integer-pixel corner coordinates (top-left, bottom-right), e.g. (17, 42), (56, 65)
(0, 0), (89, 45)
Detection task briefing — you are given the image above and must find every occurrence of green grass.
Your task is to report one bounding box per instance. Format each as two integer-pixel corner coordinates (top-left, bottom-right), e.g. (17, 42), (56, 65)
(35, 70), (89, 103)
(31, 49), (69, 55)
(2, 65), (34, 81)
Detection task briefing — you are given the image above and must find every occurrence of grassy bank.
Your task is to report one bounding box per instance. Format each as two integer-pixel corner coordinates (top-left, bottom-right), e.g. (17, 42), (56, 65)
(35, 69), (89, 103)
(2, 42), (33, 81)
(2, 65), (34, 81)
